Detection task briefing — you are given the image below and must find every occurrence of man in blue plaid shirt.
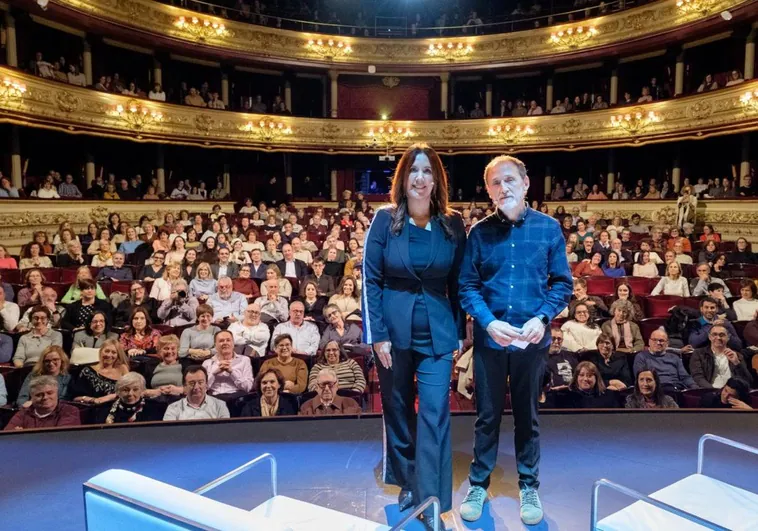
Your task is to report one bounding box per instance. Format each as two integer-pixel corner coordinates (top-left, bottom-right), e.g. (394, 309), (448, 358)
(458, 155), (572, 526)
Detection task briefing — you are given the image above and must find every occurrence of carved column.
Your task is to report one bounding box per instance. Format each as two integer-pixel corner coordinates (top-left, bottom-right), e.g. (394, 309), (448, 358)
(5, 11), (18, 68)
(10, 125), (22, 190)
(440, 72), (449, 117)
(606, 149), (616, 196)
(284, 80), (292, 112)
(85, 153), (95, 188)
(152, 57), (163, 86)
(746, 27), (756, 80)
(741, 134), (751, 187)
(330, 169), (338, 200)
(221, 72), (230, 108)
(82, 39), (93, 86)
(546, 77), (554, 111)
(156, 145), (166, 194)
(610, 68), (619, 105)
(672, 156), (681, 193)
(485, 83), (493, 116)
(286, 176), (293, 196)
(329, 70), (339, 118)
(675, 50), (685, 96)
(544, 166), (552, 200)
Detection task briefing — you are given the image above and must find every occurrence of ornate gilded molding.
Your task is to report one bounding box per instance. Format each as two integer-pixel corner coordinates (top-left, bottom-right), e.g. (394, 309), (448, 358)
(1, 67), (758, 154)
(46, 0), (753, 68)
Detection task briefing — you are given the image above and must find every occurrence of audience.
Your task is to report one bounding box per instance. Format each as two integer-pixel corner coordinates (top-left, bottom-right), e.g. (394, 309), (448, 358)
(300, 367), (362, 416)
(633, 329), (696, 392)
(625, 369), (679, 409)
(259, 334), (308, 394)
(4, 375), (80, 430)
(240, 367), (299, 417)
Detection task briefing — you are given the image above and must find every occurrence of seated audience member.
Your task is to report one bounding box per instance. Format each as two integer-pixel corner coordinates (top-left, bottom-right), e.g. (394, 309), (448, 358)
(179, 304), (221, 361)
(561, 303), (602, 352)
(15, 346), (71, 407)
(91, 240), (115, 267)
(13, 306), (63, 368)
(651, 261), (690, 297)
(97, 252), (133, 282)
(328, 276), (362, 322)
(0, 271), (15, 304)
(300, 367), (362, 416)
(601, 300), (644, 353)
(4, 376), (80, 430)
(688, 297), (742, 350)
(157, 279), (198, 327)
(733, 279), (758, 321)
(86, 228), (117, 256)
(19, 242), (53, 270)
(574, 251), (606, 277)
(73, 311), (117, 349)
(585, 334), (633, 389)
(698, 240), (719, 266)
(95, 372), (163, 424)
(319, 304), (363, 350)
(673, 241), (693, 265)
(666, 228), (692, 252)
(689, 324), (752, 389)
(254, 280), (289, 324)
(565, 278), (609, 319)
(211, 247), (240, 279)
(0, 288), (19, 332)
(232, 264), (261, 300)
(633, 329), (696, 391)
(189, 262), (217, 303)
(181, 249), (199, 280)
(228, 303), (270, 358)
(731, 237), (756, 264)
(270, 301), (320, 356)
(164, 365), (230, 420)
(565, 243), (578, 264)
(149, 262), (184, 302)
(291, 237), (313, 265)
(202, 330), (254, 397)
(575, 236), (595, 262)
(706, 282), (737, 321)
(601, 251), (625, 278)
(276, 243), (308, 279)
(308, 341), (366, 393)
(139, 251), (166, 283)
(17, 269), (47, 312)
(625, 369), (679, 409)
(144, 335), (184, 398)
(553, 361), (622, 408)
(689, 263), (730, 297)
(300, 280), (328, 323)
(261, 239), (283, 263)
(0, 244), (18, 269)
(72, 339), (130, 405)
(113, 281), (156, 328)
(699, 378), (754, 409)
(120, 307), (161, 358)
(303, 257), (336, 297)
(259, 334), (308, 394)
(61, 266), (107, 303)
(323, 247), (346, 277)
(118, 227), (143, 256)
(58, 240), (87, 268)
(612, 282), (645, 321)
(240, 367), (299, 417)
(208, 276), (247, 324)
(545, 328), (578, 389)
(260, 265), (293, 300)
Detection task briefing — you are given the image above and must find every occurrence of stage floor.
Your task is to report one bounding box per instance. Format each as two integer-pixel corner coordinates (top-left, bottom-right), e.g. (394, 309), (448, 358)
(1, 412), (757, 530)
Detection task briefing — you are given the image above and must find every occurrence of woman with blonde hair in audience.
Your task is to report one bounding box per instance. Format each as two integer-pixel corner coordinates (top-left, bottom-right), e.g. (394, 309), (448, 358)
(632, 251), (658, 278)
(19, 242), (53, 270)
(240, 368), (298, 417)
(625, 369), (678, 409)
(308, 340), (366, 393)
(120, 307), (161, 358)
(118, 226), (142, 256)
(72, 339), (130, 405)
(189, 262), (217, 303)
(734, 279), (758, 321)
(150, 262), (183, 301)
(144, 335), (184, 398)
(0, 245), (18, 269)
(96, 372), (163, 424)
(601, 300), (644, 353)
(561, 303), (602, 352)
(87, 227), (117, 256)
(329, 275), (361, 321)
(91, 240), (115, 267)
(230, 239), (252, 265)
(141, 223), (157, 245)
(61, 265), (107, 303)
(53, 221), (78, 247)
(260, 264), (293, 300)
(179, 304), (220, 361)
(262, 238), (283, 263)
(166, 236), (187, 264)
(15, 345), (71, 407)
(651, 261), (690, 296)
(17, 268), (46, 311)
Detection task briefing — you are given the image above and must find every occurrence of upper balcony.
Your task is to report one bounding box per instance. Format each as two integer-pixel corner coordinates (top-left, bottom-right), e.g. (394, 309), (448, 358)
(19, 0), (758, 72)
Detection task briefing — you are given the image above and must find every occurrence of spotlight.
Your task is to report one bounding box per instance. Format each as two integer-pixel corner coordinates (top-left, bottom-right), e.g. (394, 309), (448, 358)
(37, 0), (49, 9)
(721, 10), (733, 20)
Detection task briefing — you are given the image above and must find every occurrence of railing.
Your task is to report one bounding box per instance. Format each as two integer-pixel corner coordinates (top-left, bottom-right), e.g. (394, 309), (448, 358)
(157, 0), (649, 38)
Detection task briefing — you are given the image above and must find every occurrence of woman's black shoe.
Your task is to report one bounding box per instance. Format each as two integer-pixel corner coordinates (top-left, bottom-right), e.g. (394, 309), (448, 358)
(397, 489), (413, 511)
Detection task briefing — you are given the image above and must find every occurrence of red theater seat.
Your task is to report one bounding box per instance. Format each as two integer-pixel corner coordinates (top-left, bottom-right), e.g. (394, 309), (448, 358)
(586, 277), (615, 296)
(638, 318), (667, 344)
(680, 388), (712, 408)
(643, 295), (684, 318)
(618, 276), (653, 296)
(0, 269), (21, 283)
(724, 278), (744, 297)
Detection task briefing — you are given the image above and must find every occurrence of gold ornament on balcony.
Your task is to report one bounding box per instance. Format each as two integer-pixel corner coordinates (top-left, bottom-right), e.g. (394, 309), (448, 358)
(739, 89), (758, 112)
(426, 42), (474, 61)
(675, 0), (714, 15)
(0, 78), (27, 103)
(240, 118), (293, 142)
(174, 16), (228, 41)
(305, 38), (352, 59)
(487, 122), (535, 145)
(109, 100), (163, 131)
(610, 108), (661, 135)
(367, 122), (414, 153)
(549, 26), (598, 48)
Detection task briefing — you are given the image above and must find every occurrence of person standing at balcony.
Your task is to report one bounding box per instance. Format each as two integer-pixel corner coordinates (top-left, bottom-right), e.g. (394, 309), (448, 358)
(527, 101), (543, 115)
(470, 102), (485, 118)
(363, 143), (466, 530)
(697, 74), (719, 93)
(149, 83), (166, 102)
(458, 155), (572, 526)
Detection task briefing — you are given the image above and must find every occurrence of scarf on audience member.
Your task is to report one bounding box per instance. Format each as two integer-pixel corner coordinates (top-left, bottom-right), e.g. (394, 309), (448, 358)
(611, 321), (633, 350)
(105, 397), (145, 424)
(260, 395), (279, 417)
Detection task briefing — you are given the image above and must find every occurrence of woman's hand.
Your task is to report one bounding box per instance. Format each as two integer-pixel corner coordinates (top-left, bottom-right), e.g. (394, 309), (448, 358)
(728, 398), (753, 410)
(373, 341), (392, 370)
(607, 380), (627, 391)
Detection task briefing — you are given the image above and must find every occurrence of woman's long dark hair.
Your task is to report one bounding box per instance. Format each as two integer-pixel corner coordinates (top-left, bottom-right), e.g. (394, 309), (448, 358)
(389, 143), (453, 239)
(633, 368), (666, 406)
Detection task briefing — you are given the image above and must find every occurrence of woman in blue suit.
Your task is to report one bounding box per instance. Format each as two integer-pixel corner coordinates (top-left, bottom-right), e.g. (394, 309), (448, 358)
(362, 143), (466, 530)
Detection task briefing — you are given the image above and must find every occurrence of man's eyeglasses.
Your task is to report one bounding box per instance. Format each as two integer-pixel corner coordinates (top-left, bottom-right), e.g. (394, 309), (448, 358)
(317, 381), (337, 390)
(650, 338), (667, 343)
(709, 332), (728, 338)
